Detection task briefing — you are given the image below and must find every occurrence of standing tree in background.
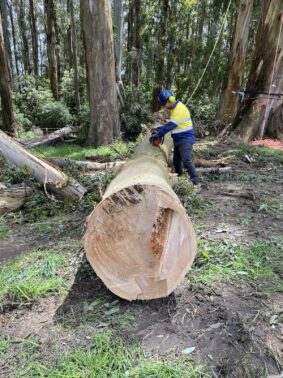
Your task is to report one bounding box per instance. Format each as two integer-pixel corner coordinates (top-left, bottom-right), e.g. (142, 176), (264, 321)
(67, 0), (80, 114)
(219, 0), (254, 123)
(113, 0), (124, 85)
(18, 0), (31, 74)
(45, 0), (59, 100)
(0, 10), (15, 134)
(0, 0), (12, 76)
(8, 2), (19, 76)
(29, 0), (38, 76)
(232, 0), (283, 141)
(81, 0), (120, 146)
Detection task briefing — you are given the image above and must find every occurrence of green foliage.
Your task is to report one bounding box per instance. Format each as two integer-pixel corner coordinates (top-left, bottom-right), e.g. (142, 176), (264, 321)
(0, 249), (68, 303)
(14, 110), (32, 131)
(36, 101), (72, 130)
(0, 225), (10, 240)
(191, 240), (283, 288)
(120, 84), (153, 141)
(60, 69), (86, 114)
(0, 162), (32, 185)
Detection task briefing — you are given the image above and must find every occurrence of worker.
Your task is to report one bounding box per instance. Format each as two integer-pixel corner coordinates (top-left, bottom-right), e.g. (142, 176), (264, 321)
(149, 89), (200, 192)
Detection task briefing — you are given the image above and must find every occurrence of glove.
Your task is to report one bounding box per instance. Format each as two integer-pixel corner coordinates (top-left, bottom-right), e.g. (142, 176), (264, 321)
(149, 134), (158, 144)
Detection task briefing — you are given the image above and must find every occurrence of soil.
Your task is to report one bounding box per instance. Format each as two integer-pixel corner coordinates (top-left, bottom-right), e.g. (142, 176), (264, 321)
(0, 141), (282, 378)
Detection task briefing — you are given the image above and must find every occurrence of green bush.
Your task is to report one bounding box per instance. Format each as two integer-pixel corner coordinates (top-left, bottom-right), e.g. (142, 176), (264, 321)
(14, 110), (32, 131)
(37, 101), (72, 130)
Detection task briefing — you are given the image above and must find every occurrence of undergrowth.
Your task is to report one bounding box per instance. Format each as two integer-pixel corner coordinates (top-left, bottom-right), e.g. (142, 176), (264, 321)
(191, 239), (283, 291)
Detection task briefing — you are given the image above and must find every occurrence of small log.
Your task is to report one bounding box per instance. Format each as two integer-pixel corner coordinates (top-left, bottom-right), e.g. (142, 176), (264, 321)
(0, 183), (31, 215)
(17, 126), (77, 148)
(196, 166), (232, 173)
(194, 159), (227, 167)
(46, 157), (126, 171)
(84, 135), (196, 301)
(0, 130), (86, 200)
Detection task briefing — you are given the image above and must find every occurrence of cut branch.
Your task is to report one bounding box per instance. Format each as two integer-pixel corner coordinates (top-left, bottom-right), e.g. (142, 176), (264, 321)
(0, 183), (31, 215)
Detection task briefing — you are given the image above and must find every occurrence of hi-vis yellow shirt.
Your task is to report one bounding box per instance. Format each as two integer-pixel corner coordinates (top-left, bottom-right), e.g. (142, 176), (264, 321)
(170, 101), (195, 145)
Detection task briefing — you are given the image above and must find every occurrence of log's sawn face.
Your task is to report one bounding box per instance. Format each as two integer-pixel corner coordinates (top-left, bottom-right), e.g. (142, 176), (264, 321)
(84, 184), (196, 301)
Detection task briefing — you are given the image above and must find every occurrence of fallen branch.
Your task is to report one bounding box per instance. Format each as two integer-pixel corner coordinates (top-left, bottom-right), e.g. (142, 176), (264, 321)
(47, 157), (126, 171)
(196, 166), (232, 173)
(0, 183), (31, 215)
(0, 130), (86, 200)
(194, 158), (227, 167)
(17, 126), (77, 148)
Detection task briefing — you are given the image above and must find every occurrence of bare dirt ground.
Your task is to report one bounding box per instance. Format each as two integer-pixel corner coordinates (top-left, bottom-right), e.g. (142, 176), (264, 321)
(0, 141), (282, 377)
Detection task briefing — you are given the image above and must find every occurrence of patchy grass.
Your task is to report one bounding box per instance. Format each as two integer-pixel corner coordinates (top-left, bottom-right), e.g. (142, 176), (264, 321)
(0, 224), (10, 239)
(190, 240), (283, 289)
(31, 140), (134, 161)
(0, 243), (75, 304)
(18, 331), (207, 378)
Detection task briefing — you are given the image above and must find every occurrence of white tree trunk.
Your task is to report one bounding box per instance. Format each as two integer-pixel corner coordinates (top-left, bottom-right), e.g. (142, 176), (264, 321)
(84, 136), (197, 300)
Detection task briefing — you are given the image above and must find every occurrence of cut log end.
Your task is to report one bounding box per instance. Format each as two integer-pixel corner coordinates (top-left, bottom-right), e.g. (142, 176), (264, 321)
(84, 184), (196, 301)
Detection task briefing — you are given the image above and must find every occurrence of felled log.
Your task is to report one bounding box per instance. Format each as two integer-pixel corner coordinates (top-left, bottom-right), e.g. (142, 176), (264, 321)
(84, 135), (197, 301)
(17, 125), (77, 148)
(0, 130), (86, 200)
(0, 183), (31, 215)
(46, 157), (126, 171)
(196, 166), (232, 173)
(194, 159), (227, 167)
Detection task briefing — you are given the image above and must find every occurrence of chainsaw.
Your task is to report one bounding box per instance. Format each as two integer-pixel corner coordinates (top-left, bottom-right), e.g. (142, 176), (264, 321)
(149, 127), (164, 146)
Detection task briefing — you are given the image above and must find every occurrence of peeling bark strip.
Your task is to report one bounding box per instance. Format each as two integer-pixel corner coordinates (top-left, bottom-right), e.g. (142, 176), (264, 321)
(0, 130), (86, 200)
(84, 135), (197, 301)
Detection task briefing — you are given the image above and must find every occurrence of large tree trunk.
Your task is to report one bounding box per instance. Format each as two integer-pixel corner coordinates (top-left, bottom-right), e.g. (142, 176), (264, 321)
(29, 0), (38, 76)
(231, 0), (283, 141)
(0, 0), (12, 75)
(8, 2), (19, 77)
(219, 0), (254, 123)
(0, 10), (15, 134)
(81, 0), (120, 146)
(113, 0), (124, 83)
(84, 135), (196, 300)
(0, 130), (86, 200)
(45, 0), (59, 100)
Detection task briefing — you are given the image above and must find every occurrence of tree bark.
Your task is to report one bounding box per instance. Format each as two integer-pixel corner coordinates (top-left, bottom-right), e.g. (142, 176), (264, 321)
(113, 0), (124, 83)
(0, 0), (12, 75)
(232, 0), (283, 141)
(219, 0), (254, 123)
(0, 130), (86, 200)
(29, 0), (38, 76)
(0, 183), (31, 215)
(18, 0), (31, 74)
(81, 0), (120, 146)
(44, 0), (59, 100)
(67, 0), (80, 115)
(8, 2), (19, 76)
(46, 157), (125, 172)
(84, 135), (197, 300)
(0, 10), (15, 134)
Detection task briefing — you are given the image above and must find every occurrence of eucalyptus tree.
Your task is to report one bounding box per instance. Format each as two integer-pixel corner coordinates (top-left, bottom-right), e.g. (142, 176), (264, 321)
(29, 0), (38, 76)
(18, 0), (31, 74)
(232, 0), (283, 141)
(0, 9), (15, 134)
(81, 0), (120, 146)
(0, 0), (12, 75)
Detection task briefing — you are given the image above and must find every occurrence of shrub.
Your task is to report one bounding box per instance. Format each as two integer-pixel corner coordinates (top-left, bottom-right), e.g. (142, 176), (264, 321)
(36, 101), (72, 130)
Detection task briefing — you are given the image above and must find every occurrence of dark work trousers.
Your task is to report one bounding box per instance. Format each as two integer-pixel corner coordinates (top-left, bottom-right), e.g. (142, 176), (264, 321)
(173, 142), (199, 185)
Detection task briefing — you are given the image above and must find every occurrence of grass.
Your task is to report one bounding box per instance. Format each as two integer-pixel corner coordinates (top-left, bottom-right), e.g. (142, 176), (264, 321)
(31, 140), (134, 161)
(235, 143), (283, 164)
(18, 331), (208, 378)
(0, 247), (70, 304)
(190, 239), (283, 289)
(0, 224), (10, 239)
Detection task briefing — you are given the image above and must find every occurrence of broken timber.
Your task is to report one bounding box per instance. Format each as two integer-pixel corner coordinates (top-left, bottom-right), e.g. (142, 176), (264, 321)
(0, 183), (31, 215)
(84, 135), (197, 300)
(0, 130), (86, 200)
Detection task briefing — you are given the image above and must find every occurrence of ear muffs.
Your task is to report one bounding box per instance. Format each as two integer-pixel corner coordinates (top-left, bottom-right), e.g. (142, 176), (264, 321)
(168, 96), (176, 103)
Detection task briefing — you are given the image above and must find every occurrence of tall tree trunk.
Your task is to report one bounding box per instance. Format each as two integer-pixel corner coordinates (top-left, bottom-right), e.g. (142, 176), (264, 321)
(8, 2), (19, 76)
(68, 0), (80, 115)
(0, 0), (12, 75)
(113, 0), (124, 83)
(81, 0), (120, 146)
(132, 0), (141, 86)
(232, 0), (283, 141)
(18, 0), (31, 74)
(29, 0), (38, 76)
(0, 10), (15, 134)
(44, 0), (59, 100)
(219, 0), (254, 123)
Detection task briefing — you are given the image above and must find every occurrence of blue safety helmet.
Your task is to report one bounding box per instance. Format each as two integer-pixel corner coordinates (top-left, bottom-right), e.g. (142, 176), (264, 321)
(158, 89), (173, 106)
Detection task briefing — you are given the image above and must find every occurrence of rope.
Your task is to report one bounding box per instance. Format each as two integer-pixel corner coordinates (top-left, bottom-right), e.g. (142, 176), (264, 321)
(260, 10), (283, 139)
(186, 0), (232, 105)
